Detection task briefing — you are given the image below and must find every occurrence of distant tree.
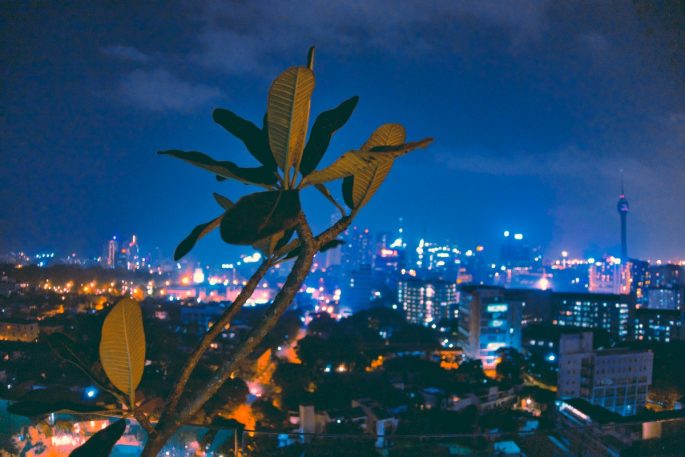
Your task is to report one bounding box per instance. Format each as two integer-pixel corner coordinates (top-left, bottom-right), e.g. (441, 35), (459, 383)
(455, 359), (487, 384)
(495, 347), (525, 386)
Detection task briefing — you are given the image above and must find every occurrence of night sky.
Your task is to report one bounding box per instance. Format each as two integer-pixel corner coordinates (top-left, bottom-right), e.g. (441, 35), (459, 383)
(1, 1), (684, 264)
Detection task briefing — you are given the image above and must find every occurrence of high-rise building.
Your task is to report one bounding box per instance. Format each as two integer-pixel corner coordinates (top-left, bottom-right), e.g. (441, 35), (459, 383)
(341, 226), (374, 272)
(617, 174), (629, 261)
(457, 285), (522, 368)
(629, 258), (650, 306)
(552, 292), (631, 341)
(588, 257), (631, 295)
(557, 332), (652, 416)
(398, 277), (458, 325)
(633, 308), (682, 343)
(105, 237), (118, 269)
(127, 234), (140, 270)
(343, 265), (375, 311)
(500, 231), (537, 268)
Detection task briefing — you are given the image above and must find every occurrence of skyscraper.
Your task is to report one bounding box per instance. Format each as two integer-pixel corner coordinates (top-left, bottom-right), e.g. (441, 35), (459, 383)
(617, 173), (629, 260)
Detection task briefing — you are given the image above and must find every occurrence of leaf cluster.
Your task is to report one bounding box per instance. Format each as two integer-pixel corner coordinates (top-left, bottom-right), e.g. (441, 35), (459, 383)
(161, 47), (432, 261)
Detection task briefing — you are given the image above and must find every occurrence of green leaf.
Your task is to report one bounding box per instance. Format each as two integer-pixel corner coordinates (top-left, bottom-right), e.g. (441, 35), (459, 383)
(159, 150), (277, 186)
(70, 419), (126, 457)
(220, 190), (301, 245)
(100, 298), (146, 408)
(174, 216), (222, 261)
(213, 192), (234, 210)
(300, 96), (359, 176)
(213, 108), (276, 169)
(267, 66), (315, 183)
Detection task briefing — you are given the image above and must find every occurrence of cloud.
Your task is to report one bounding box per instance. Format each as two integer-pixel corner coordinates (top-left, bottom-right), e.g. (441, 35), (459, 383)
(116, 68), (223, 112)
(103, 45), (151, 63)
(190, 0), (552, 75)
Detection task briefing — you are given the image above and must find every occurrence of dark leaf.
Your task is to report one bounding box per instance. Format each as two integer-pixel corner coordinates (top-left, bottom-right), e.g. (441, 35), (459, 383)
(70, 419), (126, 457)
(300, 96), (359, 176)
(9, 389), (103, 417)
(46, 334), (116, 392)
(213, 108), (277, 169)
(213, 192), (234, 210)
(9, 400), (103, 417)
(174, 216), (222, 261)
(159, 150), (277, 186)
(220, 190), (300, 245)
(275, 228), (296, 250)
(342, 176), (354, 209)
(47, 333), (97, 374)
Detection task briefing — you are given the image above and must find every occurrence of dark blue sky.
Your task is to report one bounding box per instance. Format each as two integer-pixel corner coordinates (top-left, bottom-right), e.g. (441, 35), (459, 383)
(1, 1), (684, 263)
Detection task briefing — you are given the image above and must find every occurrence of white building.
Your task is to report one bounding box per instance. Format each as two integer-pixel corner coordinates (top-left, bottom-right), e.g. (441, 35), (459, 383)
(558, 332), (652, 416)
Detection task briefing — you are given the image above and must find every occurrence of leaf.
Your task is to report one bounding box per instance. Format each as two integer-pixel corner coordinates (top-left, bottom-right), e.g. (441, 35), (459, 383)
(159, 150), (277, 186)
(361, 123), (406, 151)
(174, 216), (222, 261)
(220, 190), (301, 245)
(351, 124), (406, 209)
(99, 298), (146, 408)
(213, 108), (276, 169)
(342, 176), (354, 209)
(70, 419), (126, 457)
(253, 231), (283, 256)
(253, 227), (296, 256)
(267, 66), (315, 182)
(9, 388), (105, 417)
(46, 333), (115, 391)
(307, 46), (315, 70)
(300, 96), (359, 176)
(213, 192), (234, 210)
(301, 139), (431, 186)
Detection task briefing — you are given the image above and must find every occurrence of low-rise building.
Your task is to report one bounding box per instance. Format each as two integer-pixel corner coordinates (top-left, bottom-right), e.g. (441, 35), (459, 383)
(557, 332), (652, 416)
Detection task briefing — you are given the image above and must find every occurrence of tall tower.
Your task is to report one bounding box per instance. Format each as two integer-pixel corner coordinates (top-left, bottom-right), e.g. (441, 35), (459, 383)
(617, 173), (629, 260)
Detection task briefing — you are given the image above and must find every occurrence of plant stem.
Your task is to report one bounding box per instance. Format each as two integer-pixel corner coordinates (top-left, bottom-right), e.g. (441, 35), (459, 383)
(140, 214), (352, 456)
(162, 258), (273, 418)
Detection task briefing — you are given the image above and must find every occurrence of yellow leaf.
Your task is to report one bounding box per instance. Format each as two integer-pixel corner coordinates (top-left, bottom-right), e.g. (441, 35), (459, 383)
(361, 123), (406, 151)
(352, 124), (406, 208)
(267, 66), (315, 185)
(302, 138), (432, 186)
(99, 298), (145, 408)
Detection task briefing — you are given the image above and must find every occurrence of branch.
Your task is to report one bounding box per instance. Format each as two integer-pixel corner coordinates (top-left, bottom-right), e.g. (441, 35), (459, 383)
(142, 214), (353, 455)
(177, 214), (317, 420)
(314, 215), (352, 248)
(160, 258), (273, 418)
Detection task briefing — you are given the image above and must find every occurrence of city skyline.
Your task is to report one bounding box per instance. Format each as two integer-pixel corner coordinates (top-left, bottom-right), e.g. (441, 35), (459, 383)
(2, 2), (684, 263)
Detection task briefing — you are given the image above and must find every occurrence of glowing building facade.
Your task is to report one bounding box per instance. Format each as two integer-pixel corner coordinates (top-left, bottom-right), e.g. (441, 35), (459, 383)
(457, 285), (522, 368)
(553, 292), (631, 341)
(398, 278), (458, 325)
